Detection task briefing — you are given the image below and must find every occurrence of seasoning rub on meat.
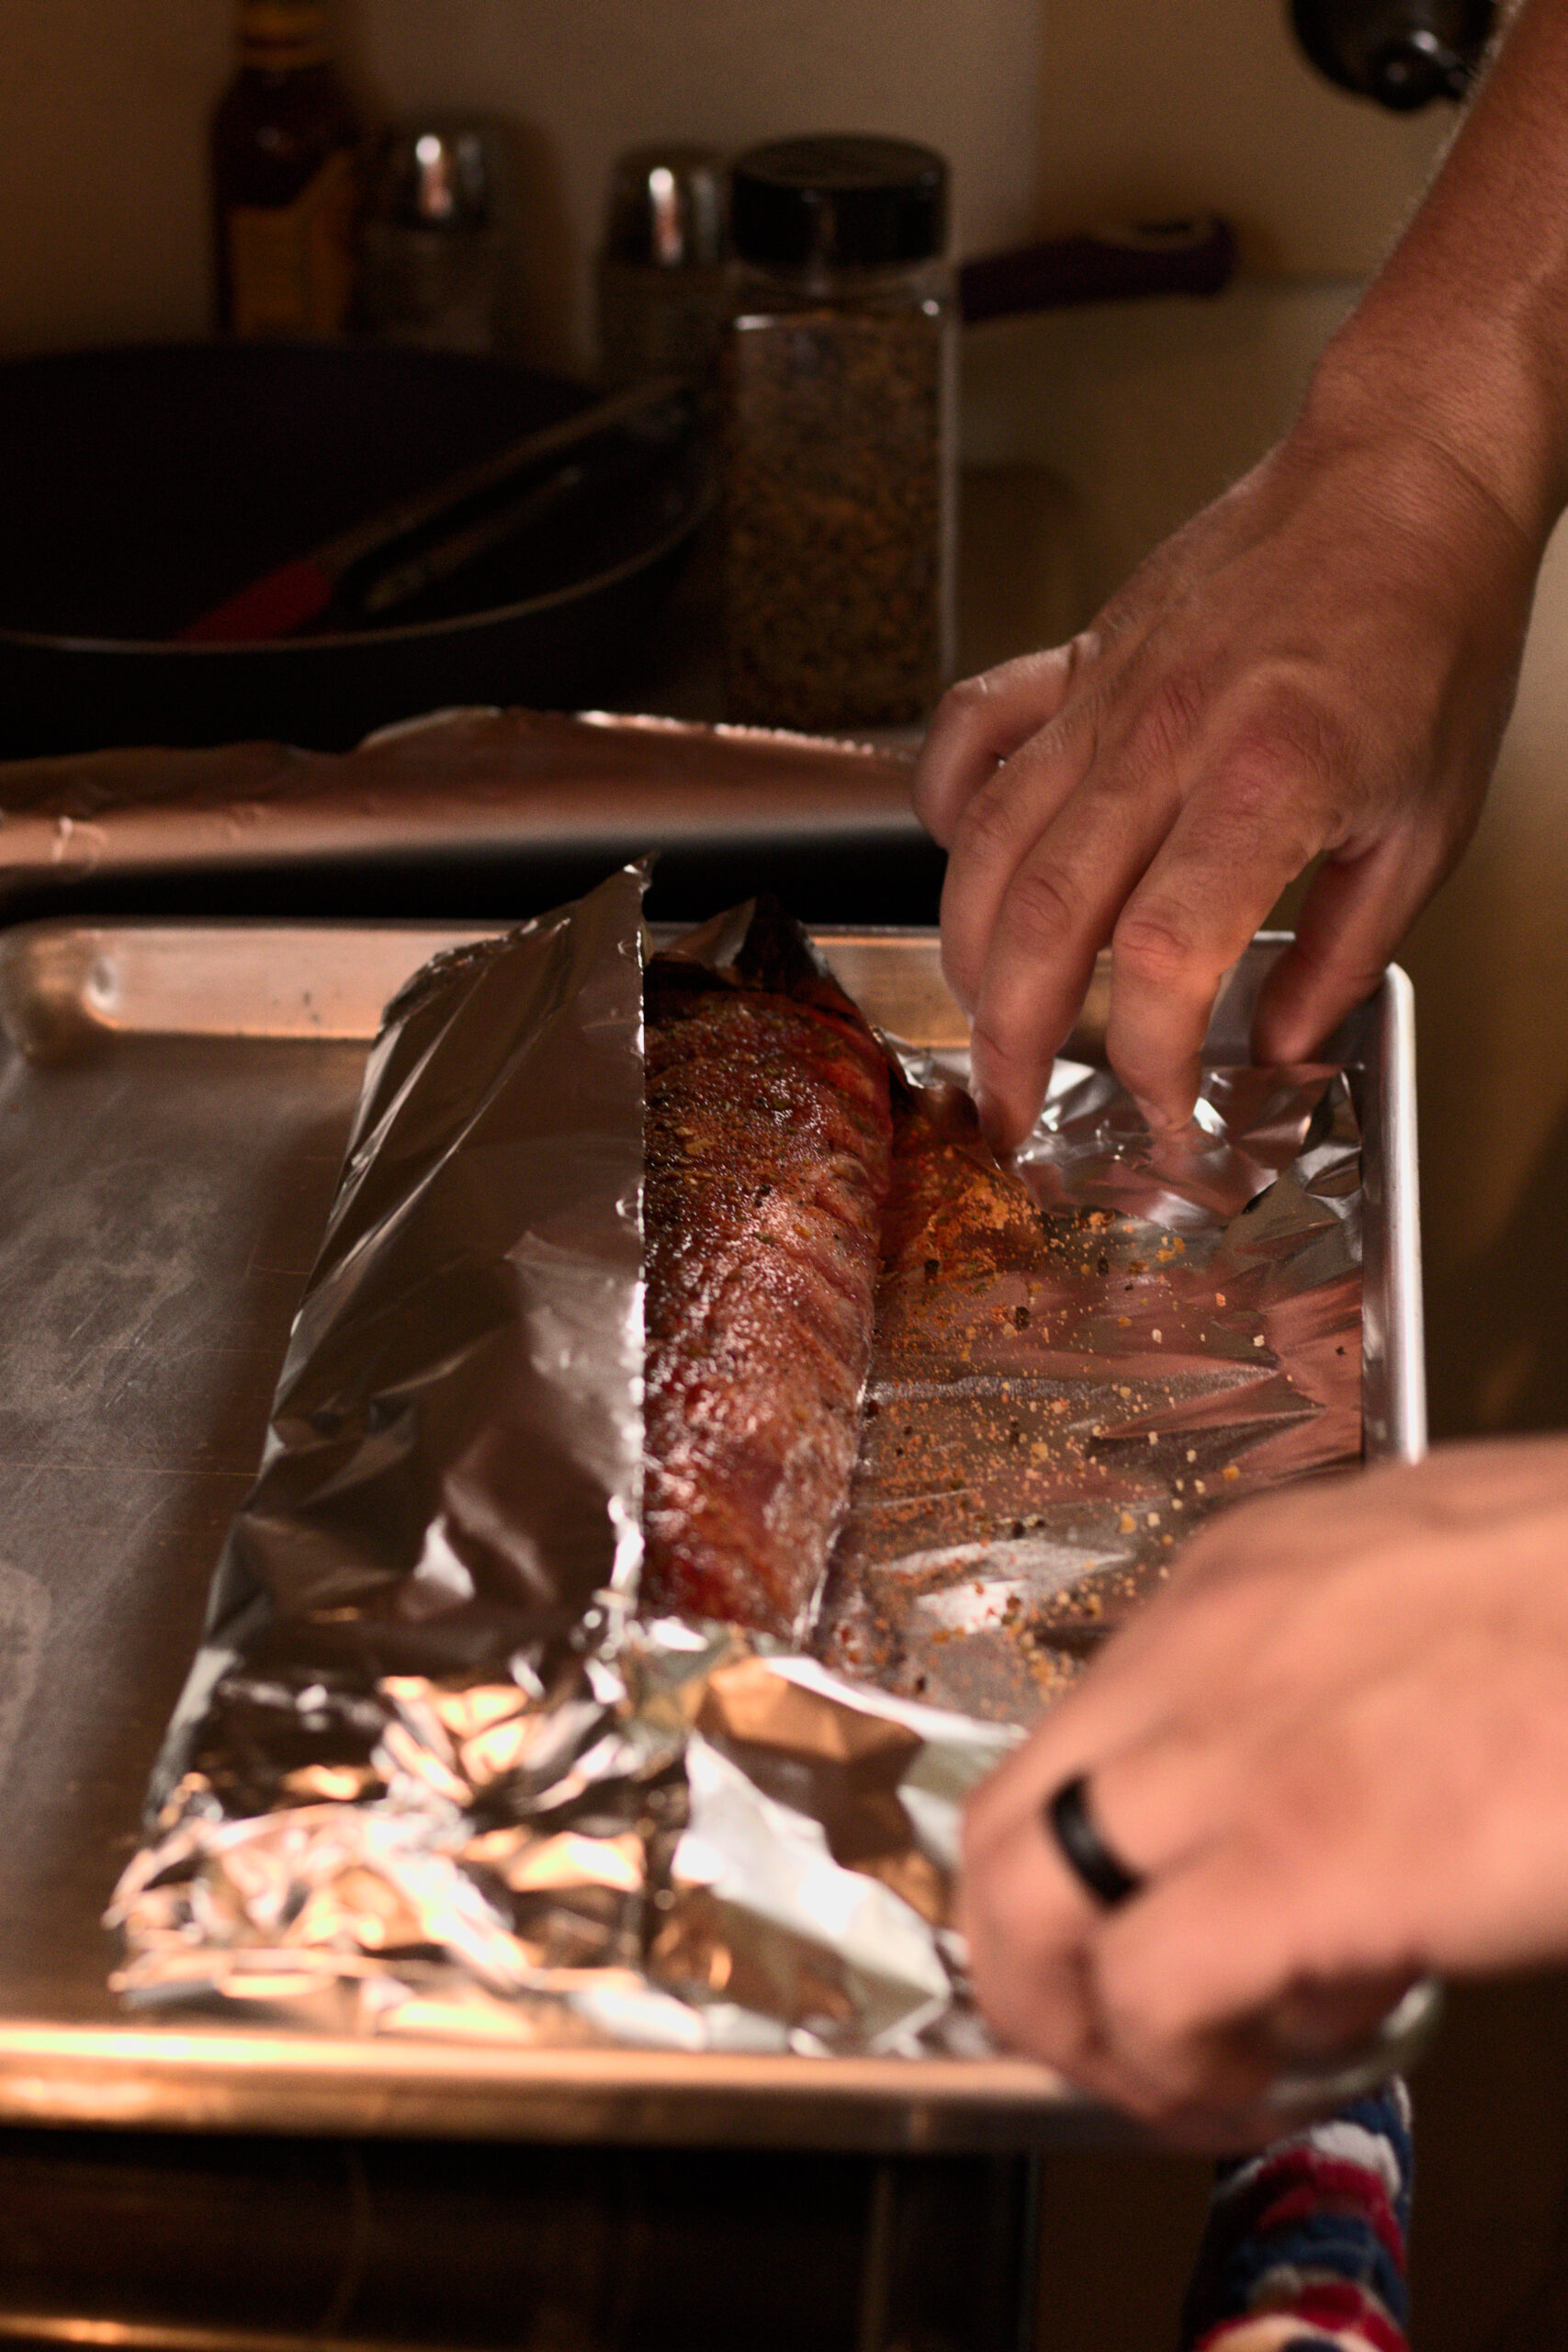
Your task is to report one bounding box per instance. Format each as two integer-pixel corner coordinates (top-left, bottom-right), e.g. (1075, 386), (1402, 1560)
(642, 907), (894, 1638)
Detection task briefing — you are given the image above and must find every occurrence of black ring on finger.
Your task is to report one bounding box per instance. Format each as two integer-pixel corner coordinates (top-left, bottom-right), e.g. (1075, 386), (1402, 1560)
(1043, 1772), (1146, 1909)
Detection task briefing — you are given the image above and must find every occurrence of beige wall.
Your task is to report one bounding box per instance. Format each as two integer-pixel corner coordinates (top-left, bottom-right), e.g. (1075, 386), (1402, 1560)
(6, 0), (1452, 369)
(1034, 0), (1448, 275)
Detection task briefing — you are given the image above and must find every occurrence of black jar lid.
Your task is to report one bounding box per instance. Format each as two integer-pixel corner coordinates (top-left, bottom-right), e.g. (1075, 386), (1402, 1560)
(729, 135), (948, 269)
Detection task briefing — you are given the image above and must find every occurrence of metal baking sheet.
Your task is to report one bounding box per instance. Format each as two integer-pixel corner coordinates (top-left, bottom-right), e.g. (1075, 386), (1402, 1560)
(0, 918), (1421, 2148)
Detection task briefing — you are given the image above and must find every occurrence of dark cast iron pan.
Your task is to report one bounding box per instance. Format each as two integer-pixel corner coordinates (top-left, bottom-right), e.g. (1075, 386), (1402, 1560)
(0, 342), (710, 759)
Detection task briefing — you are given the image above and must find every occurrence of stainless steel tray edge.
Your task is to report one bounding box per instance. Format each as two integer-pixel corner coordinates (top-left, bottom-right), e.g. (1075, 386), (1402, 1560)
(1371, 961), (1427, 1463)
(0, 2024), (1109, 2152)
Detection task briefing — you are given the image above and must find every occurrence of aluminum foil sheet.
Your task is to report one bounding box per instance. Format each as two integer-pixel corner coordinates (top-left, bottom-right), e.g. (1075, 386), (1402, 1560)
(819, 1047), (1361, 1724)
(109, 873), (1362, 2056)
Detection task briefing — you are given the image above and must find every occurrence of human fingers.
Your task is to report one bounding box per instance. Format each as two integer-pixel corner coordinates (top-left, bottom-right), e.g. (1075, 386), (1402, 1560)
(1087, 1819), (1420, 2140)
(1251, 821), (1462, 1067)
(963, 1780), (1424, 2145)
(996, 1442), (1568, 1915)
(910, 641), (1090, 848)
(1098, 729), (1338, 1127)
(1048, 1634), (1449, 2123)
(955, 1796), (1130, 2098)
(961, 1483), (1354, 1866)
(960, 1465), (1461, 2108)
(964, 1689), (1420, 2137)
(929, 671), (1104, 1022)
(953, 713), (1202, 1148)
(1101, 1871), (1417, 2142)
(966, 1450), (1568, 2130)
(958, 1624), (1303, 2100)
(957, 1738), (1393, 2138)
(952, 642), (1383, 1142)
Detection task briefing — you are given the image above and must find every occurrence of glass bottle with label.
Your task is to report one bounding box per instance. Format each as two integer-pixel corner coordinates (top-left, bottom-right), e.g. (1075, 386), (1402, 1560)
(211, 0), (363, 339)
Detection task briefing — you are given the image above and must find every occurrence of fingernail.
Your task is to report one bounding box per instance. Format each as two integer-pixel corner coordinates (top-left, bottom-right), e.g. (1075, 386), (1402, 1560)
(1134, 1095), (1201, 1141)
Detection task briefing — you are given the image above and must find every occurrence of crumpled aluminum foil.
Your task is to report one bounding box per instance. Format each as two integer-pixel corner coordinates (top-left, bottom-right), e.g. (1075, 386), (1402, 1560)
(108, 869), (1362, 2055)
(819, 1046), (1361, 1724)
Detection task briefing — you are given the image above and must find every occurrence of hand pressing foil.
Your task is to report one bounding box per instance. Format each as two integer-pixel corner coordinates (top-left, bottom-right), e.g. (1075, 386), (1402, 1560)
(641, 901), (894, 1641)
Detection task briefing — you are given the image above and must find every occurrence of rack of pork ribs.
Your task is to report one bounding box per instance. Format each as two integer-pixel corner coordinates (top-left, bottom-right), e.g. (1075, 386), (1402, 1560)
(642, 907), (1036, 1640)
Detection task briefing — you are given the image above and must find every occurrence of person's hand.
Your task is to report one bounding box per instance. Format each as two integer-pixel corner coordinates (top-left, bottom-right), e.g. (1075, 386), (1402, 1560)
(913, 409), (1540, 1142)
(959, 1439), (1568, 2148)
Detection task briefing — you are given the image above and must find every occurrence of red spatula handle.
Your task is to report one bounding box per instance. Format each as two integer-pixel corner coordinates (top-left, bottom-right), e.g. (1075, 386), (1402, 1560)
(175, 556), (337, 644)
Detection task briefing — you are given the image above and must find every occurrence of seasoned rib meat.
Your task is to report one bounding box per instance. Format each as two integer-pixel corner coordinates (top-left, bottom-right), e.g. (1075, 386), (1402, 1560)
(878, 1080), (1047, 1292)
(641, 915), (893, 1637)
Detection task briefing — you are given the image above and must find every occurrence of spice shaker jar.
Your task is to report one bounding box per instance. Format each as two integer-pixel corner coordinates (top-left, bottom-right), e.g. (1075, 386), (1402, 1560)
(596, 145), (728, 390)
(719, 134), (955, 733)
(359, 115), (513, 354)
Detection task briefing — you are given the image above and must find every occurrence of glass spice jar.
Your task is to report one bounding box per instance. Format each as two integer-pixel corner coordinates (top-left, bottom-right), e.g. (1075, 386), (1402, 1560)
(359, 115), (513, 355)
(596, 145), (729, 394)
(719, 135), (956, 734)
